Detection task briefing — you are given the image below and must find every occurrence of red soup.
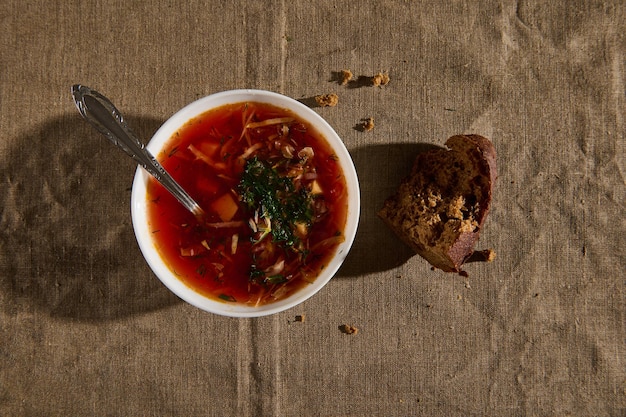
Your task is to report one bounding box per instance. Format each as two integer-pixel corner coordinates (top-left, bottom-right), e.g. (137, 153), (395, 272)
(147, 102), (348, 306)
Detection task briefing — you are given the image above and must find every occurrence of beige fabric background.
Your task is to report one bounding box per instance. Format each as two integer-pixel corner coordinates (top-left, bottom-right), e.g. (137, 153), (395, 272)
(1, 1), (624, 416)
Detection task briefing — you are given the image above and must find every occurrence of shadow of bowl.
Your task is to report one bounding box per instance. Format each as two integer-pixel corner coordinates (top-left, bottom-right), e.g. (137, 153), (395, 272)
(0, 113), (181, 321)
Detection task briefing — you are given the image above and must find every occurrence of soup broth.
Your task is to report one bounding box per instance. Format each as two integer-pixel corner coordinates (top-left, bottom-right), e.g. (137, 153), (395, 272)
(147, 102), (348, 306)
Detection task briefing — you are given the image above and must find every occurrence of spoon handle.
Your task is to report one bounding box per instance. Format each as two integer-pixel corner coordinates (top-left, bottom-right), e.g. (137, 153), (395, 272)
(71, 85), (205, 218)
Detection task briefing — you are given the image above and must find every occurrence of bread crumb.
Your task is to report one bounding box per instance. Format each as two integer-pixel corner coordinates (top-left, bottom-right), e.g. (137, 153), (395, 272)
(340, 69), (353, 85)
(294, 314), (305, 322)
(314, 93), (339, 107)
(339, 324), (358, 335)
(362, 117), (375, 131)
(372, 71), (390, 87)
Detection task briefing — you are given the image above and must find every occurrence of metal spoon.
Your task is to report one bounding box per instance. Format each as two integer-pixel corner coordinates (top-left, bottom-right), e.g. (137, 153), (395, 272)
(71, 84), (205, 218)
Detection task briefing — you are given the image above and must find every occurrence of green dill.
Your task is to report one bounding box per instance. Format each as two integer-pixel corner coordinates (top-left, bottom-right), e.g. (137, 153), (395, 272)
(266, 274), (287, 284)
(249, 265), (287, 285)
(218, 294), (236, 302)
(250, 267), (265, 280)
(238, 157), (313, 248)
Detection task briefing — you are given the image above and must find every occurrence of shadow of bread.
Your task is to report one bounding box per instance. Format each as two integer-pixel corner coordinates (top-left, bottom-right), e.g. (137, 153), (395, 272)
(0, 113), (181, 320)
(337, 142), (442, 277)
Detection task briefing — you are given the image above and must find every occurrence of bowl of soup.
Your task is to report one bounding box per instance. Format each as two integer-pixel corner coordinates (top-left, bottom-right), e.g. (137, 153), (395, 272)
(131, 89), (360, 317)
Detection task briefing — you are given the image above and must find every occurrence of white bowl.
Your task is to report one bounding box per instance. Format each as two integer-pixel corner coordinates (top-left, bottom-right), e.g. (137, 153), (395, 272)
(131, 89), (360, 317)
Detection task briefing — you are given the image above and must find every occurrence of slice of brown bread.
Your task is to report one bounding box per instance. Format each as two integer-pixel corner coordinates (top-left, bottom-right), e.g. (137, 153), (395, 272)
(378, 134), (496, 272)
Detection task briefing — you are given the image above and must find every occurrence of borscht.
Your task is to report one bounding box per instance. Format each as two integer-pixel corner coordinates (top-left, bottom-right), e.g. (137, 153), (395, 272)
(146, 102), (348, 306)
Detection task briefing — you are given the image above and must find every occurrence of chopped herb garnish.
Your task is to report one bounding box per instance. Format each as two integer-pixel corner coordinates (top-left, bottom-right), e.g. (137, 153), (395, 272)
(249, 266), (288, 286)
(249, 267), (265, 283)
(266, 274), (287, 284)
(238, 157), (313, 248)
(218, 294), (236, 302)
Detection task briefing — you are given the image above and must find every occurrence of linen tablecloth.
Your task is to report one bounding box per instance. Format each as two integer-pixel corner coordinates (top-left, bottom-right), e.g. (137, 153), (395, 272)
(1, 1), (624, 415)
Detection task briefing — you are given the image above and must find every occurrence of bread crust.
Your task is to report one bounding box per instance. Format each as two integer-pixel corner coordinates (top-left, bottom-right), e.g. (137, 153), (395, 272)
(378, 134), (496, 272)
